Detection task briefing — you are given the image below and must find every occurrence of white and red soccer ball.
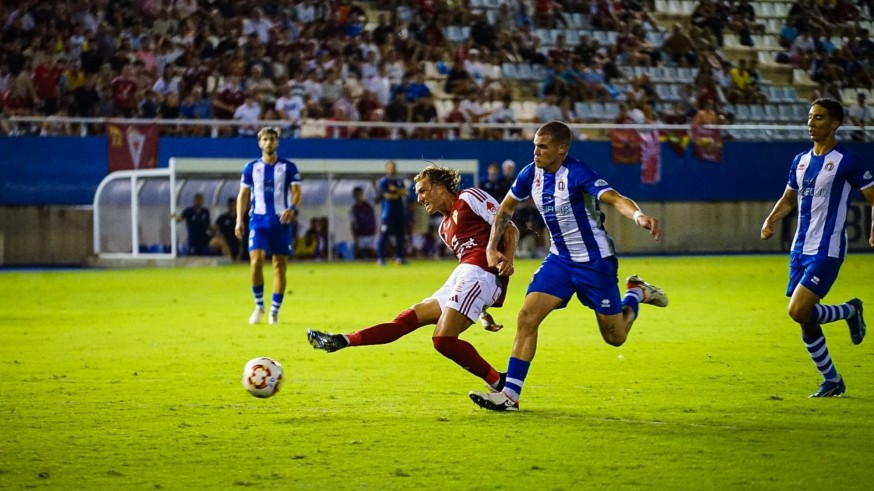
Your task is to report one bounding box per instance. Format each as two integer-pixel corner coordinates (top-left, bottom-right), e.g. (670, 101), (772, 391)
(242, 357), (283, 398)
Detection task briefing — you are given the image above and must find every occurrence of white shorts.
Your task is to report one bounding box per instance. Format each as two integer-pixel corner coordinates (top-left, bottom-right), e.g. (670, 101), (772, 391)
(425, 263), (501, 322)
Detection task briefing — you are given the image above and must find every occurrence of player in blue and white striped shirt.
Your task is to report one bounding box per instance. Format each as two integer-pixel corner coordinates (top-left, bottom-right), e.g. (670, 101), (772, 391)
(470, 121), (668, 411)
(762, 98), (874, 398)
(235, 127), (302, 326)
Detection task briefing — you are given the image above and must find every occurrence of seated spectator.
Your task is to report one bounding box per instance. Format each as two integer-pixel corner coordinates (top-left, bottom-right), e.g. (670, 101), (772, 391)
(661, 23), (698, 67)
(847, 91), (870, 141)
(534, 94), (563, 123)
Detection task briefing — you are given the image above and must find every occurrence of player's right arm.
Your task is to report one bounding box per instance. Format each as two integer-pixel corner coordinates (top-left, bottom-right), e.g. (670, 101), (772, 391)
(235, 186), (251, 239)
(487, 194), (520, 271)
(761, 187), (797, 240)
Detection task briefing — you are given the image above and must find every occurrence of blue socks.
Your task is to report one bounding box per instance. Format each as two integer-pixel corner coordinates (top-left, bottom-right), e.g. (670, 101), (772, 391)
(812, 303), (853, 324)
(503, 357), (531, 401)
(252, 284), (264, 309)
(271, 293), (284, 316)
(803, 334), (840, 382)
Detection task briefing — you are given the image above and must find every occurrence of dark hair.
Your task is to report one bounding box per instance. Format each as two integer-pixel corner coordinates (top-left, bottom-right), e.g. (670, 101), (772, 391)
(536, 120), (573, 146)
(353, 186), (363, 194)
(414, 164), (461, 194)
(811, 98), (844, 125)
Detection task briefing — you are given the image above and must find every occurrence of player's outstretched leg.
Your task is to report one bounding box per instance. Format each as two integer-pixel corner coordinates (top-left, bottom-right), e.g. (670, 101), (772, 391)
(469, 390), (519, 411)
(626, 275), (668, 307)
(847, 298), (866, 345)
(307, 329), (350, 352)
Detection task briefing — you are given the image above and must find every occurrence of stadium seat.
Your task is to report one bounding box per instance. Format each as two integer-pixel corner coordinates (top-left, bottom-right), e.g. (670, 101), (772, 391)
(530, 64), (547, 81)
(735, 104), (752, 122)
(516, 63), (534, 80)
(763, 104), (780, 121)
(603, 102), (620, 121)
(777, 105), (794, 122)
(502, 63), (520, 80)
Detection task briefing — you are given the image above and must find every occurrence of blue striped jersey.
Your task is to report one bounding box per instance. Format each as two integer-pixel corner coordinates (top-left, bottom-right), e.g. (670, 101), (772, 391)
(509, 157), (616, 263)
(787, 145), (874, 259)
(240, 158), (301, 228)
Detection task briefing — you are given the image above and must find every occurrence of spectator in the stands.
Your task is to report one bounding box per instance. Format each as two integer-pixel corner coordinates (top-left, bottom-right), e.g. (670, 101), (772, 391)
(847, 91), (870, 141)
(445, 58), (474, 96)
(234, 92), (262, 136)
(111, 63), (139, 117)
(661, 23), (698, 67)
(534, 94), (564, 123)
(691, 0), (724, 47)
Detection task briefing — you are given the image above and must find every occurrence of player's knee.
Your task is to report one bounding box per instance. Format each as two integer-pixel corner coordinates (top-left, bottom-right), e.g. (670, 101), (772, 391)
(787, 304), (811, 324)
(602, 331), (627, 347)
(516, 308), (541, 333)
(432, 336), (456, 356)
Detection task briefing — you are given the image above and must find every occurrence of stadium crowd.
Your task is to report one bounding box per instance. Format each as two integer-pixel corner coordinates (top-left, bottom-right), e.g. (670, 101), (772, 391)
(1, 0), (873, 138)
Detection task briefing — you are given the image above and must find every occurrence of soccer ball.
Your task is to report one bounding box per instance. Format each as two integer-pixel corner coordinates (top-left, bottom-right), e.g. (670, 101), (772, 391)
(242, 357), (284, 398)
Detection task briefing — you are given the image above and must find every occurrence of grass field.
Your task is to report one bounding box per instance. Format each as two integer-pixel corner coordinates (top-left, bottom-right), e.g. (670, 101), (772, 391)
(1, 255), (873, 490)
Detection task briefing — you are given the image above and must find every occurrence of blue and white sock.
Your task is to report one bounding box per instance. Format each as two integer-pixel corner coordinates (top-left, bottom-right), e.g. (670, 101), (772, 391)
(803, 334), (840, 382)
(252, 284), (264, 310)
(623, 288), (642, 320)
(812, 303), (854, 324)
(270, 293), (284, 315)
(503, 357), (531, 402)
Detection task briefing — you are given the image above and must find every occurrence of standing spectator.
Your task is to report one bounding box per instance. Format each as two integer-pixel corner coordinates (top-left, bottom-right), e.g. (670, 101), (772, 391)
(111, 64), (139, 117)
(760, 98), (874, 397)
(480, 161), (512, 202)
(234, 93), (262, 136)
(176, 193), (214, 256)
(376, 160), (408, 266)
(275, 84), (305, 138)
(212, 198), (242, 260)
(350, 186), (377, 259)
(235, 127), (302, 325)
(32, 55), (64, 115)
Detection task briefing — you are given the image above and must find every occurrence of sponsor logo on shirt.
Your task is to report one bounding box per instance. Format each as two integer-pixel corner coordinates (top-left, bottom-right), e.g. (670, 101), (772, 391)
(800, 186), (829, 198)
(601, 299), (611, 308)
(864, 171), (873, 180)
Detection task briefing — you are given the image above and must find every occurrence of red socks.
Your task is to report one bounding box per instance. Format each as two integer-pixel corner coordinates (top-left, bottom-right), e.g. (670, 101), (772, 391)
(347, 309), (421, 346)
(432, 336), (500, 385)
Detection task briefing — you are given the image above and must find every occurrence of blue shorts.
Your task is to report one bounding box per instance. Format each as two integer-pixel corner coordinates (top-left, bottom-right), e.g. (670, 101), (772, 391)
(527, 253), (622, 315)
(249, 224), (293, 256)
(786, 253), (842, 299)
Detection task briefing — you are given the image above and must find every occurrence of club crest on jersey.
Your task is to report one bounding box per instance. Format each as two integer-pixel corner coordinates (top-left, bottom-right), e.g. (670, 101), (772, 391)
(825, 162), (834, 172)
(486, 201), (497, 214)
(452, 210), (459, 223)
(558, 180), (566, 191)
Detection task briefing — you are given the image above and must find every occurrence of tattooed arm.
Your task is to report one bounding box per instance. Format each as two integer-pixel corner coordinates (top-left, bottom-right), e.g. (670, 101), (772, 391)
(487, 194), (520, 275)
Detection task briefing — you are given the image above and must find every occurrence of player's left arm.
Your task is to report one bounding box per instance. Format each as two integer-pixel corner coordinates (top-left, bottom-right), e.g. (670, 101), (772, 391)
(599, 189), (661, 241)
(280, 183), (302, 225)
(862, 185), (874, 247)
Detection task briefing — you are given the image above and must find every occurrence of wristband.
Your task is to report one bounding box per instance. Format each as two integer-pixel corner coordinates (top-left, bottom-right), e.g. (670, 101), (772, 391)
(632, 210), (644, 224)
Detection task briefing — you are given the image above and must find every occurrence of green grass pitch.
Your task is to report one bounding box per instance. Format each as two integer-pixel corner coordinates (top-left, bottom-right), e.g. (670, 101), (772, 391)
(1, 255), (873, 490)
